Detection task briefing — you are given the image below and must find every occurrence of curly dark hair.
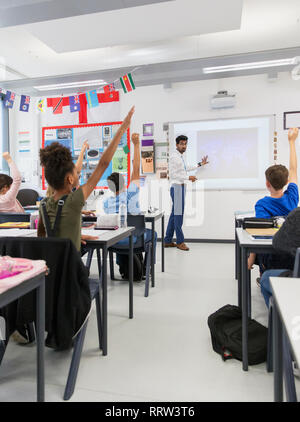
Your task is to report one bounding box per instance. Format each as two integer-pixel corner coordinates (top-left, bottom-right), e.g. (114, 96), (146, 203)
(107, 172), (125, 193)
(0, 174), (13, 192)
(265, 164), (289, 190)
(40, 142), (75, 190)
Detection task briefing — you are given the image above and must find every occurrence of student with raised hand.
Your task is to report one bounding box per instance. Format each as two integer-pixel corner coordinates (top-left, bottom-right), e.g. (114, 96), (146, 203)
(38, 106), (135, 250)
(248, 127), (299, 275)
(0, 152), (24, 213)
(103, 132), (157, 273)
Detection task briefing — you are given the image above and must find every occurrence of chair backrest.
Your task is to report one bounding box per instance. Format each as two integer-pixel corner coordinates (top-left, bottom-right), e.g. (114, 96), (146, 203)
(127, 214), (145, 249)
(16, 189), (39, 206)
(293, 247), (300, 277)
(0, 236), (91, 350)
(0, 212), (30, 223)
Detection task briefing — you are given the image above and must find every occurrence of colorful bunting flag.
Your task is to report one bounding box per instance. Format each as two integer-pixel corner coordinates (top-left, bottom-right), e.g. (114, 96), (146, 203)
(103, 83), (115, 94)
(69, 94), (81, 112)
(120, 73), (135, 94)
(99, 90), (119, 103)
(19, 95), (30, 112)
(86, 90), (99, 108)
(123, 145), (130, 154)
(37, 99), (45, 112)
(4, 91), (15, 108)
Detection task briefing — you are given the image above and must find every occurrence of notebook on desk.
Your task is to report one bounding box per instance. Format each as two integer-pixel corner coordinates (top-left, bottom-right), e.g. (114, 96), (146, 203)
(246, 227), (279, 240)
(0, 222), (30, 229)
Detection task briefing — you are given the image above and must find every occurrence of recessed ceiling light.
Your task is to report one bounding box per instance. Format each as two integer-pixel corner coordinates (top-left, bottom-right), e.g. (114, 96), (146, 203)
(34, 79), (107, 91)
(203, 58), (297, 74)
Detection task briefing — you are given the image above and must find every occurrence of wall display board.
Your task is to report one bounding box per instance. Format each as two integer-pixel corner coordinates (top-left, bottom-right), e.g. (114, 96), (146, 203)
(42, 122), (130, 190)
(169, 115), (274, 190)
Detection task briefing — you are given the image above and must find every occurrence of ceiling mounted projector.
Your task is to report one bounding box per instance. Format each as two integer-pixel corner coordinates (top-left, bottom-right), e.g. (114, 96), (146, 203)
(210, 91), (236, 109)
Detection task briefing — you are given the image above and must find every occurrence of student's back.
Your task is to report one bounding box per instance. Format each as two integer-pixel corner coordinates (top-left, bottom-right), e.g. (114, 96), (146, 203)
(255, 129), (299, 218)
(255, 182), (298, 218)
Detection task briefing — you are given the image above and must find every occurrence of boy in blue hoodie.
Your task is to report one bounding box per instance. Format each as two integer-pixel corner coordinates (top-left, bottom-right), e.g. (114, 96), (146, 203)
(248, 128), (299, 272)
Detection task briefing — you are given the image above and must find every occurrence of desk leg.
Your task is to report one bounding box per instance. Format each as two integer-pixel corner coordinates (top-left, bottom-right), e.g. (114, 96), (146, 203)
(162, 215), (165, 273)
(129, 234), (133, 319)
(237, 236), (241, 308)
(151, 221), (155, 288)
(242, 247), (249, 371)
(247, 268), (251, 318)
(100, 247), (107, 356)
(273, 302), (283, 402)
(36, 277), (45, 402)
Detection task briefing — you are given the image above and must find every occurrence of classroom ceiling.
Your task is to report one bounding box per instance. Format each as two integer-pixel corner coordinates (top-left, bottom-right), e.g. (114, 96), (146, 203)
(1, 0), (300, 95)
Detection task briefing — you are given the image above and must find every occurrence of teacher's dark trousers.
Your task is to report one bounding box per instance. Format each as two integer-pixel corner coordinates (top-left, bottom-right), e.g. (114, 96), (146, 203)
(164, 184), (186, 245)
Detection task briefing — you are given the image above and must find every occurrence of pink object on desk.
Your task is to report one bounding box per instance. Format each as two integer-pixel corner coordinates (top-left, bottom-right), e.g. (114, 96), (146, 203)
(0, 259), (46, 294)
(0, 256), (33, 279)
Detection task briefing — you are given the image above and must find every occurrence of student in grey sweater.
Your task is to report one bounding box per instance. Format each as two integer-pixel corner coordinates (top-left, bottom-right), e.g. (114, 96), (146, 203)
(260, 207), (300, 306)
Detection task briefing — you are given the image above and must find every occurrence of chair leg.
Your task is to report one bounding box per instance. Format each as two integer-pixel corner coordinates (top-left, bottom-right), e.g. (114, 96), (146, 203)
(63, 321), (88, 401)
(109, 251), (115, 280)
(267, 303), (273, 373)
(95, 291), (103, 350)
(26, 322), (36, 343)
(144, 243), (152, 297)
(86, 248), (94, 270)
(0, 341), (5, 365)
(283, 331), (297, 402)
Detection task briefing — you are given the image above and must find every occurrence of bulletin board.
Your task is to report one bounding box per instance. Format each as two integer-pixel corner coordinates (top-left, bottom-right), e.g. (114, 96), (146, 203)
(42, 122), (130, 190)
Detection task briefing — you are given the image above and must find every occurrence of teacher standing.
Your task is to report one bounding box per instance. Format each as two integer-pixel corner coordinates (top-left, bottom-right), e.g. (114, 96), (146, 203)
(164, 135), (208, 251)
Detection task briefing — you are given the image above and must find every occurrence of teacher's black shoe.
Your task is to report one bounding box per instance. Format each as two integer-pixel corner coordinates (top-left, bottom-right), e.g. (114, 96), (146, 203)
(176, 242), (189, 251)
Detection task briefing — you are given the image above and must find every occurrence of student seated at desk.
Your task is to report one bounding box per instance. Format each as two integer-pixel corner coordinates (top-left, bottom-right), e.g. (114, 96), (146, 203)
(0, 152), (24, 213)
(37, 106), (135, 250)
(248, 128), (299, 276)
(103, 132), (157, 273)
(259, 207), (300, 307)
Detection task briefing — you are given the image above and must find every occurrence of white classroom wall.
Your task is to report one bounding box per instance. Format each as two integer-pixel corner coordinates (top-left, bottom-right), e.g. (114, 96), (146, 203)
(8, 71), (300, 239)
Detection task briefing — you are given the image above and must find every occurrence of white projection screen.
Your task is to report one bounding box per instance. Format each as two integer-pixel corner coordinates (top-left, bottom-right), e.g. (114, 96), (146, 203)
(169, 116), (274, 190)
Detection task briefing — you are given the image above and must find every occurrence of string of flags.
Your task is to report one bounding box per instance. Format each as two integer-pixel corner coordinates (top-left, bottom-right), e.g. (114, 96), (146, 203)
(0, 71), (136, 115)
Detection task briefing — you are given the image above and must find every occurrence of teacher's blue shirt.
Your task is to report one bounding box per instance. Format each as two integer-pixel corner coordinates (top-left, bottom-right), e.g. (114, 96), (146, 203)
(255, 183), (299, 218)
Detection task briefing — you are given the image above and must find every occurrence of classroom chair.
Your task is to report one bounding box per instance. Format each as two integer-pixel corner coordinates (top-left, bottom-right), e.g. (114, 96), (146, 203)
(108, 214), (152, 297)
(0, 237), (102, 401)
(16, 189), (39, 207)
(0, 212), (30, 223)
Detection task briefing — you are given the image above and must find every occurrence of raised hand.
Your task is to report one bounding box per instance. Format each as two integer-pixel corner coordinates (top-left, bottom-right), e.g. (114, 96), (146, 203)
(131, 133), (140, 145)
(201, 155), (209, 166)
(288, 127), (299, 143)
(2, 152), (12, 163)
(121, 106), (135, 132)
(82, 140), (90, 150)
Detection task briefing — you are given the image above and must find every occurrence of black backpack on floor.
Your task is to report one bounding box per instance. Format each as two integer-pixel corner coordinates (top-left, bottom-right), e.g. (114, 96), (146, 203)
(207, 305), (268, 365)
(118, 253), (144, 282)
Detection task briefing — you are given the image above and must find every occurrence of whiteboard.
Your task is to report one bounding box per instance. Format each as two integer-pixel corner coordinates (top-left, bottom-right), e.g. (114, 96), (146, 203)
(169, 115), (274, 190)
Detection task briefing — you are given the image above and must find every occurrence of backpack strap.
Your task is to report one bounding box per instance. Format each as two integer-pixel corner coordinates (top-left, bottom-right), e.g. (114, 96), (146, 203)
(41, 195), (68, 237)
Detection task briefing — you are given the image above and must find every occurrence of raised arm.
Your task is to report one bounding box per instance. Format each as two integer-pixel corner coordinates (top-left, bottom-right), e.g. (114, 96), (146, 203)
(75, 140), (89, 174)
(131, 133), (140, 185)
(81, 106), (135, 200)
(288, 127), (298, 185)
(2, 152), (22, 200)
